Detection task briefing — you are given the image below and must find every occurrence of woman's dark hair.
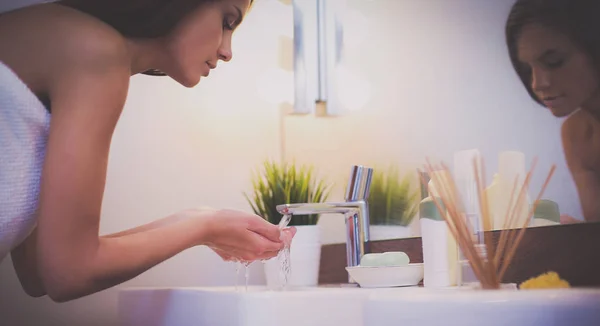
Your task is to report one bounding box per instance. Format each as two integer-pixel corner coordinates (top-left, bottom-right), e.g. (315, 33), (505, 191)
(58, 0), (253, 76)
(506, 0), (600, 106)
(58, 0), (215, 76)
(57, 0), (217, 38)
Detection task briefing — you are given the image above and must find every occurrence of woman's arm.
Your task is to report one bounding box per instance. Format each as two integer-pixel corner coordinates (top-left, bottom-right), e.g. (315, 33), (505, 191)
(562, 112), (600, 223)
(101, 208), (213, 238)
(11, 213), (204, 298)
(11, 230), (45, 297)
(33, 37), (212, 301)
(8, 5), (286, 302)
(10, 206), (213, 297)
(567, 168), (600, 223)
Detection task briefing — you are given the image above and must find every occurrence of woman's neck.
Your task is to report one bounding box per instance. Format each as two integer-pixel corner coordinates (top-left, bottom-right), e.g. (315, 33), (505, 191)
(126, 38), (165, 75)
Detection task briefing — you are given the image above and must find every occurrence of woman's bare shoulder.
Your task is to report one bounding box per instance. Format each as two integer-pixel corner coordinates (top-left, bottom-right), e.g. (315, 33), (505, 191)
(561, 110), (600, 170)
(0, 3), (130, 95)
(562, 110), (597, 144)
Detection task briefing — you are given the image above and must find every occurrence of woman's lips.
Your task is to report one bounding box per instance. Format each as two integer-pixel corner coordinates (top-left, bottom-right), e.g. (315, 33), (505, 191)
(202, 63), (211, 77)
(542, 95), (565, 107)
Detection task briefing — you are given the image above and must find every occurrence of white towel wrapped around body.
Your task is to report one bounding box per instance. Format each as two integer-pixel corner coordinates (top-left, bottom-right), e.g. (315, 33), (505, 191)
(0, 60), (50, 262)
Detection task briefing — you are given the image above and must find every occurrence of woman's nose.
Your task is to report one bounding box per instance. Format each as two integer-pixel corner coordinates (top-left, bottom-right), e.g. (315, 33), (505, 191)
(218, 40), (233, 62)
(531, 68), (551, 91)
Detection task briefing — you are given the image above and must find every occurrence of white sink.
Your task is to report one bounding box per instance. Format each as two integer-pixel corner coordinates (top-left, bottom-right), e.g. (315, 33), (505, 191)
(364, 287), (600, 326)
(119, 285), (600, 326)
(118, 285), (410, 326)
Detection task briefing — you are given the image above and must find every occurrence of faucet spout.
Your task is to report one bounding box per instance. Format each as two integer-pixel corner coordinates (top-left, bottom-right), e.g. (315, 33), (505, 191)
(275, 165), (374, 284)
(276, 202), (360, 215)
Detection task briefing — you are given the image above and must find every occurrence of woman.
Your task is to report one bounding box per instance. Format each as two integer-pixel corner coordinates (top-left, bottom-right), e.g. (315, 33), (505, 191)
(0, 0), (295, 302)
(505, 0), (600, 223)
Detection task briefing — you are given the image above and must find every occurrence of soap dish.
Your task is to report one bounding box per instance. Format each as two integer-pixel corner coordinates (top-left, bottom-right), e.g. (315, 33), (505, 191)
(345, 263), (424, 288)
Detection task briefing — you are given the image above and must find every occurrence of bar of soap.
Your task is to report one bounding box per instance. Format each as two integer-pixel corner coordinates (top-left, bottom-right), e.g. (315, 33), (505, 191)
(360, 252), (410, 267)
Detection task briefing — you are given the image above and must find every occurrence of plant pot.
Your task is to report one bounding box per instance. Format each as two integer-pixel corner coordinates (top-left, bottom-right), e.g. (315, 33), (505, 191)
(408, 213), (421, 237)
(369, 224), (413, 241)
(531, 218), (560, 227)
(263, 225), (321, 289)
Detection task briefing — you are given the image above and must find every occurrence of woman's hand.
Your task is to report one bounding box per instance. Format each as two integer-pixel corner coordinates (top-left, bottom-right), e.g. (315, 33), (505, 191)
(194, 208), (297, 262)
(211, 227), (297, 263)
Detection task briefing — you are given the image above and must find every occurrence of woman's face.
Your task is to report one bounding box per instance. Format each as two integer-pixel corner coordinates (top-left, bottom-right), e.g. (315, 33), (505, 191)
(517, 23), (600, 117)
(162, 0), (251, 87)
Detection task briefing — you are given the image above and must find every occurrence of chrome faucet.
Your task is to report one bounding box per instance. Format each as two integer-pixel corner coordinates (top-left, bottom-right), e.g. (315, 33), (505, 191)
(276, 165), (373, 283)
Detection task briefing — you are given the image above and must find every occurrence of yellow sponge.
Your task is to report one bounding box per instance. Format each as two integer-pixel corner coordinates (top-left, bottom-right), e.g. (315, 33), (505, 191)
(519, 271), (570, 289)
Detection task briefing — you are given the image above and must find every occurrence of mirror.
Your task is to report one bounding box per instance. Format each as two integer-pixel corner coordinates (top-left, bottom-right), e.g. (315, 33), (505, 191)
(279, 0), (600, 244)
(291, 0), (345, 115)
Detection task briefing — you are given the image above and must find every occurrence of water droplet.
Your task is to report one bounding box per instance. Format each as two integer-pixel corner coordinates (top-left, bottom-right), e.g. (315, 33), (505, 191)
(235, 262), (241, 291)
(245, 262), (250, 292)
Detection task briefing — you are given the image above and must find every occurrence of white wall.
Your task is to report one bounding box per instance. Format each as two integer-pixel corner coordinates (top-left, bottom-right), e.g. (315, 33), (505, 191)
(0, 0), (582, 325)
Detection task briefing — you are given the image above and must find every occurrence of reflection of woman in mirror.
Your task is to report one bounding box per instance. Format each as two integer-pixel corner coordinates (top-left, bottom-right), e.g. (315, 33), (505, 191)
(506, 0), (600, 223)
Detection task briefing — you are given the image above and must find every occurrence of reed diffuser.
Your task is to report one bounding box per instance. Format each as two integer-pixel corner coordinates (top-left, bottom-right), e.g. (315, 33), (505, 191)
(420, 157), (555, 289)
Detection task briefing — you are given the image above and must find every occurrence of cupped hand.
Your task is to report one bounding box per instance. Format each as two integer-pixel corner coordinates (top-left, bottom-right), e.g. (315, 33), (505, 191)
(212, 227), (297, 263)
(197, 208), (297, 262)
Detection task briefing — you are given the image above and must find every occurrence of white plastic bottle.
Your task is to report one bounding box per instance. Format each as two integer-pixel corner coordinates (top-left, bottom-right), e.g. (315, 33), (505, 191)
(485, 173), (504, 230)
(453, 149), (484, 286)
(498, 151), (531, 229)
(419, 196), (458, 288)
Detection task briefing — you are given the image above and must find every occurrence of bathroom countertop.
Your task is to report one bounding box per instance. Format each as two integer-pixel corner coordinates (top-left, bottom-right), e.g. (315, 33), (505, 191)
(319, 222), (600, 287)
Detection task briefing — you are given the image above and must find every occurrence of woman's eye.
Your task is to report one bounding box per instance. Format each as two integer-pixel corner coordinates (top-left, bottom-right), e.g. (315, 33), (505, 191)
(540, 52), (565, 69)
(223, 17), (236, 30)
(544, 58), (564, 69)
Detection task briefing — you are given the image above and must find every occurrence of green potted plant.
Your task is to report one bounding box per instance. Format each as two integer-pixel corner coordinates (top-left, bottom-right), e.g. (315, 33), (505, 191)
(244, 160), (332, 287)
(244, 160), (331, 227)
(367, 165), (420, 240)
